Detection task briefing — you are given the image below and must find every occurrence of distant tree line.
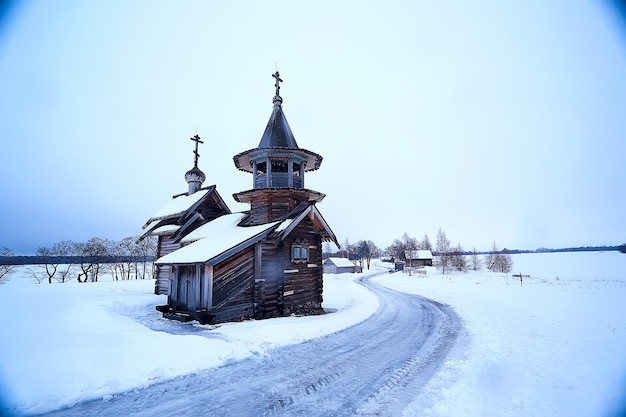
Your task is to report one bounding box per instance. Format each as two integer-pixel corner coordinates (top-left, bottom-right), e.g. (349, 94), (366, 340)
(381, 228), (512, 273)
(386, 229), (514, 273)
(532, 245), (624, 254)
(324, 228), (516, 274)
(0, 237), (157, 284)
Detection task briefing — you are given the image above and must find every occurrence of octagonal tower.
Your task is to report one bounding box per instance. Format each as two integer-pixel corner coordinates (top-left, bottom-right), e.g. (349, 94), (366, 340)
(233, 72), (325, 225)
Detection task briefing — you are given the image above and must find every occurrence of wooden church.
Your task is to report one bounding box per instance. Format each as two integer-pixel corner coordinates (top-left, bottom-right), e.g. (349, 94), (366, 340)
(139, 73), (339, 324)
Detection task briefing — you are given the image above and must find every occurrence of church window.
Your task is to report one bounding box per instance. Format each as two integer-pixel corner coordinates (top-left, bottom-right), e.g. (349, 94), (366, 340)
(292, 239), (309, 263)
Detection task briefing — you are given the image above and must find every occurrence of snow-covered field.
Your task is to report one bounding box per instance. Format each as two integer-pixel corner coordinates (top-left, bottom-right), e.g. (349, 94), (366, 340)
(375, 251), (626, 417)
(0, 251), (624, 416)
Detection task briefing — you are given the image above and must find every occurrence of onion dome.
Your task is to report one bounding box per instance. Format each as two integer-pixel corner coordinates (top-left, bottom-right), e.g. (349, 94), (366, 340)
(186, 134), (206, 195)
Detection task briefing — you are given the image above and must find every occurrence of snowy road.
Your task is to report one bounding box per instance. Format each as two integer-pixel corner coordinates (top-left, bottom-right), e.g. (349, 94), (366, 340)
(44, 274), (462, 416)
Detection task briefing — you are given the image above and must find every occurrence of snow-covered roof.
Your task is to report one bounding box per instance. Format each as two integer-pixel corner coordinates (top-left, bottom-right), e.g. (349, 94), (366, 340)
(155, 213), (282, 265)
(326, 257), (356, 268)
(179, 213), (247, 243)
(405, 250), (433, 259)
(150, 224), (181, 236)
(143, 189), (210, 228)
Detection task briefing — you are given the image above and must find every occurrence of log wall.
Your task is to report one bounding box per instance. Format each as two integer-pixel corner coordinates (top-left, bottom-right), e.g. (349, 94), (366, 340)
(253, 217), (324, 318)
(155, 235), (181, 295)
(234, 189), (323, 225)
(280, 218), (324, 315)
(256, 242), (284, 318)
(211, 246), (255, 322)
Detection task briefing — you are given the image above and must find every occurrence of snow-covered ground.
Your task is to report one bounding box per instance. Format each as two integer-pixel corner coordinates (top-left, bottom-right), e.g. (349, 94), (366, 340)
(375, 251), (626, 417)
(0, 251), (625, 416)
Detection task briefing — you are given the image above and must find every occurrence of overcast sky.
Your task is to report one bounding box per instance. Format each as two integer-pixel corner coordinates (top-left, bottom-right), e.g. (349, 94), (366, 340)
(1, 0), (625, 254)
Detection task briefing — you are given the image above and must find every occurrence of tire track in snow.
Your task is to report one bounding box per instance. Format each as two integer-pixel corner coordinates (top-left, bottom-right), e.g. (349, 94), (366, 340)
(43, 273), (462, 416)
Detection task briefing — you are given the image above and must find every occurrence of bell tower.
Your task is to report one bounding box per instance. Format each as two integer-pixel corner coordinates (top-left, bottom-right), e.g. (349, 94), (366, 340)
(233, 72), (325, 225)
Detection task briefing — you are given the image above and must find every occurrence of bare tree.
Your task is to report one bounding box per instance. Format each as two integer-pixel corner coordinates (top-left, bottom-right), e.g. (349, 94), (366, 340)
(136, 235), (157, 279)
(53, 241), (74, 283)
(451, 243), (468, 272)
(499, 251), (514, 273)
(354, 240), (380, 270)
(33, 241), (73, 284)
(85, 237), (110, 282)
(347, 242), (361, 266)
(419, 234), (432, 251)
(485, 241), (513, 273)
(367, 240), (381, 259)
(0, 246), (17, 282)
(107, 240), (124, 281)
(34, 246), (57, 284)
(118, 237), (136, 280)
(358, 241), (369, 270)
(402, 232), (419, 253)
(435, 228), (451, 273)
(470, 247), (482, 270)
(27, 268), (46, 284)
(388, 232), (419, 262)
(323, 242), (332, 260)
(385, 238), (405, 261)
(73, 241), (93, 283)
(484, 242), (495, 271)
(72, 238), (111, 283)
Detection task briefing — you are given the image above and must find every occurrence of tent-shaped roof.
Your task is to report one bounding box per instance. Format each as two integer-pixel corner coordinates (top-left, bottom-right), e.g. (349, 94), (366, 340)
(258, 102), (299, 149)
(232, 74), (323, 173)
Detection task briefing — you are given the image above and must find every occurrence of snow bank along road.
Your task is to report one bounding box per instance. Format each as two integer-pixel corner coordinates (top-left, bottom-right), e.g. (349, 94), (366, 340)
(45, 274), (462, 416)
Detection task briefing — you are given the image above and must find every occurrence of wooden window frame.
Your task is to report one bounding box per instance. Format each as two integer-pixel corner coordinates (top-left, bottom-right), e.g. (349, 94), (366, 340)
(291, 239), (309, 263)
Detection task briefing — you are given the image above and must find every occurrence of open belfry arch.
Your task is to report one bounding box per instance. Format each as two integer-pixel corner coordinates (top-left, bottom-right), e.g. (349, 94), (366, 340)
(139, 73), (339, 324)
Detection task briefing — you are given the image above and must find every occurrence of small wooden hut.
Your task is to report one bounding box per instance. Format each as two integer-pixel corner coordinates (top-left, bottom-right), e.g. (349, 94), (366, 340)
(404, 250), (433, 267)
(323, 257), (361, 274)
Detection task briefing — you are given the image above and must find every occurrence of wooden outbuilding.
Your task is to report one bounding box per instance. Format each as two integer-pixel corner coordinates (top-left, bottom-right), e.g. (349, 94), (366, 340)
(140, 72), (339, 324)
(394, 260), (405, 272)
(323, 257), (361, 274)
(404, 250), (433, 267)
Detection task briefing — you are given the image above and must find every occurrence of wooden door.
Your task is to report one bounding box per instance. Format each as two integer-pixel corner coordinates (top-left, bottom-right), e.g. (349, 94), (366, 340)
(176, 266), (197, 311)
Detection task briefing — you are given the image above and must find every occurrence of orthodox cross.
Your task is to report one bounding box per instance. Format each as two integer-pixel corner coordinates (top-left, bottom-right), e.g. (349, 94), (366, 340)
(190, 134), (204, 167)
(272, 71), (283, 96)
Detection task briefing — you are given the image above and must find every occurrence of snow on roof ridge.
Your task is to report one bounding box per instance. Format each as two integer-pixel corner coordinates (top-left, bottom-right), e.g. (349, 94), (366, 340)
(405, 250), (433, 259)
(327, 257), (356, 267)
(143, 189), (210, 227)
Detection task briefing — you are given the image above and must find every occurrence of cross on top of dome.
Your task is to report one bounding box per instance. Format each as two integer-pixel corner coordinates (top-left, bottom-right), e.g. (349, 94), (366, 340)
(272, 71), (283, 98)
